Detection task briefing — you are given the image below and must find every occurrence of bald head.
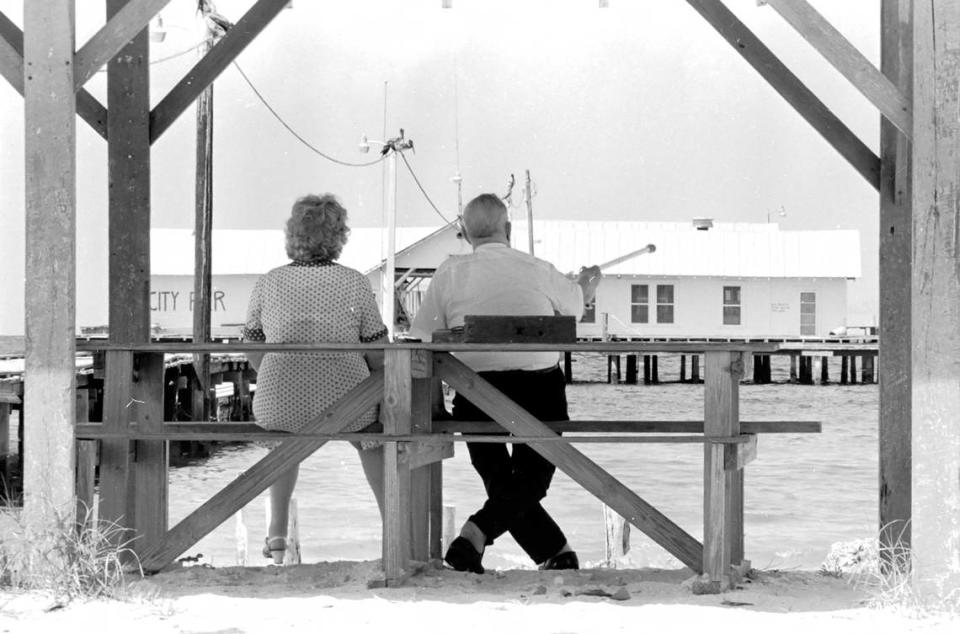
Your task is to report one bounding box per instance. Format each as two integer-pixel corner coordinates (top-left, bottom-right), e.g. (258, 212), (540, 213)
(462, 194), (510, 246)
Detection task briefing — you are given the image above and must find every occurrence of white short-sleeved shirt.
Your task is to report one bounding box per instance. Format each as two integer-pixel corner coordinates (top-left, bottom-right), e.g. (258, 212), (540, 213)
(409, 243), (583, 372)
(243, 261), (388, 433)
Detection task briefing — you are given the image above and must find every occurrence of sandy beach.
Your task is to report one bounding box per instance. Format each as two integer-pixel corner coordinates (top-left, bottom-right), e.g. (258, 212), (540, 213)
(1, 561), (956, 634)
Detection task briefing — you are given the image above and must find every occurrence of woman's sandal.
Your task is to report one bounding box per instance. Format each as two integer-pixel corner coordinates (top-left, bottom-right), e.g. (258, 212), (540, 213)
(262, 536), (286, 564)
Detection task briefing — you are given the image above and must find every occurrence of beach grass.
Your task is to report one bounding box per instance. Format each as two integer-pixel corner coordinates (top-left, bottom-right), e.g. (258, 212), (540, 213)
(0, 500), (141, 604)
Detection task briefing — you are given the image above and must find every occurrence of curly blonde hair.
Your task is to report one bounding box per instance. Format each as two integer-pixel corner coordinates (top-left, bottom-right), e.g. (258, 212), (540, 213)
(285, 194), (350, 261)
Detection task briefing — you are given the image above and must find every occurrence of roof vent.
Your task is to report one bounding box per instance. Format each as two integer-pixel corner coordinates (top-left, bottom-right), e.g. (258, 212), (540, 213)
(692, 217), (713, 231)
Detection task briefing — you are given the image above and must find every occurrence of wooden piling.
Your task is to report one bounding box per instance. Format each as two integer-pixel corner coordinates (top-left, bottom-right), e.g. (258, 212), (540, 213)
(691, 354), (701, 382)
(625, 354), (638, 384)
(849, 355), (858, 384)
(383, 349), (413, 583)
(879, 0), (912, 561)
(680, 355), (687, 382)
(841, 355), (849, 384)
(799, 356), (813, 385)
(789, 353), (798, 382)
(651, 355), (659, 384)
(752, 354), (762, 383)
(820, 356), (830, 384)
(23, 0), (78, 526)
(911, 0), (960, 592)
(643, 355), (651, 384)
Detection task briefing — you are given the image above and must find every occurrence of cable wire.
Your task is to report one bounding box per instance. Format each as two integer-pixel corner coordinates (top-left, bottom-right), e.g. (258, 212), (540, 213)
(232, 62), (386, 168)
(399, 152), (453, 225)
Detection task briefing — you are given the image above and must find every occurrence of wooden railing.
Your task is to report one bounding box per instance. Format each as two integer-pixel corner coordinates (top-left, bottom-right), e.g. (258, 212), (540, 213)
(72, 340), (819, 591)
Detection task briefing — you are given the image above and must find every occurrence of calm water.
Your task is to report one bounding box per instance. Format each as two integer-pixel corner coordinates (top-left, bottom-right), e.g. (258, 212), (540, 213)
(169, 354), (879, 571)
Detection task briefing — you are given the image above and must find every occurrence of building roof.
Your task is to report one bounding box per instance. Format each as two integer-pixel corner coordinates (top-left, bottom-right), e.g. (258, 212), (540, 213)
(509, 221), (861, 279)
(152, 221), (861, 279)
(151, 227), (438, 276)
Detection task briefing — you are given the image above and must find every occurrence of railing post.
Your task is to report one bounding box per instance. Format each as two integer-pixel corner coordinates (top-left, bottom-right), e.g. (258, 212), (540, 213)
(383, 348), (413, 583)
(409, 349), (436, 562)
(99, 350), (135, 542)
(133, 352), (168, 552)
(702, 350), (743, 591)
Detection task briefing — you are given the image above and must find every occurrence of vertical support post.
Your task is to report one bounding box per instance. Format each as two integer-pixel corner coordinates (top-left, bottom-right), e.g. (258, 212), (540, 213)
(680, 354), (687, 382)
(703, 351), (742, 590)
(849, 355), (858, 384)
(75, 390), (96, 527)
(691, 354), (700, 382)
(23, 0), (77, 526)
(820, 356), (830, 385)
(841, 355), (849, 384)
(99, 351), (134, 537)
(563, 351), (573, 384)
(879, 0), (912, 563)
(625, 354), (638, 384)
(643, 355), (651, 384)
(789, 353), (798, 382)
(651, 355), (659, 383)
(911, 0), (960, 595)
(133, 353), (168, 552)
(409, 350), (434, 562)
(383, 348), (413, 582)
(193, 11), (215, 424)
(862, 355), (875, 384)
(102, 0), (152, 537)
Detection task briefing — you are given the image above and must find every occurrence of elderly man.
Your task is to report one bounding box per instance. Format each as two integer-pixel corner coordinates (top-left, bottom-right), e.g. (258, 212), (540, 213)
(410, 193), (600, 573)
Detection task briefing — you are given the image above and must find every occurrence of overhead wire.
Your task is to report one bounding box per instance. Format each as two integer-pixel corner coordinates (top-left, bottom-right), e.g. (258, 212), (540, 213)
(399, 152), (454, 225)
(232, 61), (386, 168)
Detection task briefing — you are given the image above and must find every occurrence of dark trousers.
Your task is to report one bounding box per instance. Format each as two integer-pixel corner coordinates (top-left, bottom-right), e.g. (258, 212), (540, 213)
(452, 365), (569, 564)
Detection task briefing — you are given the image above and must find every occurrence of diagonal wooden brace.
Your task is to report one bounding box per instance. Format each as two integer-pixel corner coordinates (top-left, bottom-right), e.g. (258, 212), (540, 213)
(434, 352), (703, 572)
(74, 0), (171, 90)
(138, 370), (384, 572)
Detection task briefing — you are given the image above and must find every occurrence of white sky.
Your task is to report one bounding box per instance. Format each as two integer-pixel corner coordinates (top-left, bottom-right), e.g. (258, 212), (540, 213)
(0, 0), (883, 333)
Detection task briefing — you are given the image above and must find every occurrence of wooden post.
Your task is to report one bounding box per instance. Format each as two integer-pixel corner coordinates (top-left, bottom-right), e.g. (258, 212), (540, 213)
(862, 355), (875, 384)
(193, 5), (216, 424)
(625, 354), (638, 385)
(680, 354), (687, 382)
(602, 504), (631, 568)
(691, 354), (700, 382)
(22, 0), (77, 526)
(820, 356), (830, 385)
(651, 355), (659, 384)
(100, 0), (152, 539)
(841, 355), (849, 384)
(849, 355), (857, 384)
(762, 355), (772, 383)
(612, 355), (621, 384)
(409, 351), (434, 562)
(383, 349), (413, 582)
(789, 353), (798, 382)
(911, 0), (960, 595)
(643, 355), (651, 384)
(75, 390), (96, 527)
(702, 351), (742, 591)
(133, 352), (167, 551)
(563, 351), (573, 383)
(752, 354), (762, 383)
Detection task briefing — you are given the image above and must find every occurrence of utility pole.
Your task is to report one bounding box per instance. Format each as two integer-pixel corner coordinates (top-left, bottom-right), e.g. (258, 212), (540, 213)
(193, 1), (229, 421)
(524, 170), (535, 255)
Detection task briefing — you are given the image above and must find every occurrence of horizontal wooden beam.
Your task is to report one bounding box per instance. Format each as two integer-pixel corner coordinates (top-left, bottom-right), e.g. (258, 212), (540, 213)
(685, 0), (880, 191)
(73, 419), (822, 438)
(763, 0), (911, 138)
(149, 0), (288, 143)
(0, 11), (107, 139)
(725, 434), (757, 470)
(74, 0), (170, 90)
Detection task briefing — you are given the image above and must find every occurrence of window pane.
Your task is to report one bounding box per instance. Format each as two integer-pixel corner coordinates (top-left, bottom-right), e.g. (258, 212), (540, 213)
(800, 292), (816, 303)
(723, 306), (741, 325)
(657, 305), (674, 323)
(631, 284), (648, 303)
(581, 305), (596, 323)
(801, 303), (816, 314)
(723, 286), (740, 304)
(631, 304), (648, 323)
(657, 284), (674, 304)
(801, 314), (816, 325)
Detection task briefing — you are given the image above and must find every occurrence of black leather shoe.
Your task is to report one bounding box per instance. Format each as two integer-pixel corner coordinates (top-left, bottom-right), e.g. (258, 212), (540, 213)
(540, 551), (579, 570)
(444, 536), (484, 574)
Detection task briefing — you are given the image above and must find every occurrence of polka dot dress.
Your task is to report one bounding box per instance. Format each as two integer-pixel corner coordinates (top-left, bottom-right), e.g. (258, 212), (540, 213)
(242, 261), (387, 436)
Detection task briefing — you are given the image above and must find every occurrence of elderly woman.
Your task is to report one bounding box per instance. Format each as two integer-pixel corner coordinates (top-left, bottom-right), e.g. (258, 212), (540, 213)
(242, 194), (388, 564)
